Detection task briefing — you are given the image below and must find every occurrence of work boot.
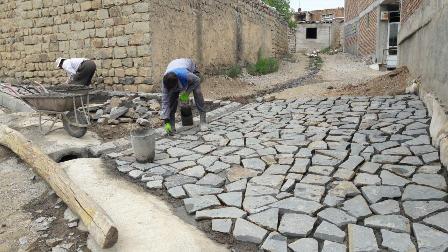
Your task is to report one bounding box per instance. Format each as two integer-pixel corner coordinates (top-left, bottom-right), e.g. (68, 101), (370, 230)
(199, 112), (208, 131)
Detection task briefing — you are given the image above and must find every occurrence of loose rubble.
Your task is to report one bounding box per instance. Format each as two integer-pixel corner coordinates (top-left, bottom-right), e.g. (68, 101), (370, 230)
(107, 94), (447, 251)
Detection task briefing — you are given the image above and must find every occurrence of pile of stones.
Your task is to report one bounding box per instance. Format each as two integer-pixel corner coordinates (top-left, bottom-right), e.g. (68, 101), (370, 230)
(90, 96), (161, 126)
(106, 94), (447, 251)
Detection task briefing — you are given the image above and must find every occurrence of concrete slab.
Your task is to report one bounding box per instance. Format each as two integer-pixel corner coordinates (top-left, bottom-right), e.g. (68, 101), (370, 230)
(62, 158), (228, 252)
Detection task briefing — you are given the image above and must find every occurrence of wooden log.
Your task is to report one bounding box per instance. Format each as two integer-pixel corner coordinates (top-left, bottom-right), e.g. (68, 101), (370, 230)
(0, 125), (118, 248)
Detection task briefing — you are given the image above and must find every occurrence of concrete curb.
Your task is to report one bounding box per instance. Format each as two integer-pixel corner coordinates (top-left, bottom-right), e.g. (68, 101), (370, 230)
(0, 91), (35, 112)
(410, 85), (448, 169)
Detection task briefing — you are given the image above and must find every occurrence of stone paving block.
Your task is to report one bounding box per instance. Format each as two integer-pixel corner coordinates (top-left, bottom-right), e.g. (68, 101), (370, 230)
(225, 179), (247, 192)
(242, 158), (266, 171)
(422, 152), (439, 164)
(243, 195), (278, 214)
(183, 184), (224, 197)
(233, 218), (268, 244)
(413, 223), (448, 252)
(380, 170), (411, 187)
(196, 173), (225, 187)
(402, 184), (447, 201)
(289, 158), (310, 173)
(312, 154), (342, 166)
(412, 173), (447, 190)
(371, 154), (402, 164)
(250, 175), (285, 189)
(342, 195), (372, 218)
(333, 168), (355, 180)
(261, 231), (288, 252)
(278, 213), (316, 237)
(212, 219), (232, 233)
(423, 211), (448, 233)
(179, 166), (205, 178)
(270, 197), (323, 215)
(245, 184), (279, 197)
(197, 156), (219, 167)
(314, 221), (346, 243)
(362, 185), (402, 203)
(217, 192), (242, 208)
(195, 207), (247, 220)
(329, 181), (360, 198)
(400, 156), (423, 166)
(348, 224), (379, 252)
(247, 208), (279, 231)
(403, 201), (448, 220)
(381, 229), (416, 252)
(339, 155), (364, 171)
(300, 174), (331, 185)
(183, 195), (221, 214)
(323, 194), (344, 207)
(167, 147), (194, 158)
(294, 183), (325, 202)
(354, 173), (381, 186)
(296, 148), (312, 158)
(226, 166), (260, 182)
(318, 207), (357, 227)
(359, 162), (381, 174)
(308, 166), (335, 176)
(364, 215), (411, 233)
(321, 241), (346, 252)
(382, 164), (416, 177)
(370, 200), (400, 215)
(168, 186), (187, 199)
(288, 238), (318, 252)
(264, 164), (290, 175)
(206, 161), (231, 173)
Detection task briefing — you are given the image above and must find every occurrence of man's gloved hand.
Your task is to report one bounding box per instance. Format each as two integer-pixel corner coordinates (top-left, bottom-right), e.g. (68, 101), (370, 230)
(164, 122), (172, 134)
(179, 92), (190, 103)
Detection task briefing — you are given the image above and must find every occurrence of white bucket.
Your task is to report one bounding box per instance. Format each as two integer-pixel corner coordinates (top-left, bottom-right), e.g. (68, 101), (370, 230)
(130, 128), (155, 163)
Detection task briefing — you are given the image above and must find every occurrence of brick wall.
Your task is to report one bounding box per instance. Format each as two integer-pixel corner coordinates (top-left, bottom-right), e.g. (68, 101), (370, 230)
(402, 0), (424, 23)
(358, 10), (377, 58)
(0, 0), (288, 91)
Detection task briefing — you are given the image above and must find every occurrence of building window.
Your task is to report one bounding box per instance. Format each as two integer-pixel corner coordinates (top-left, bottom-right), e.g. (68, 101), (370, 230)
(306, 28), (317, 39)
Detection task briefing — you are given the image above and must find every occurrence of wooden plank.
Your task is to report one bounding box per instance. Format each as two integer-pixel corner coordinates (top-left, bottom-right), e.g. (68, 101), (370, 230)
(0, 125), (118, 248)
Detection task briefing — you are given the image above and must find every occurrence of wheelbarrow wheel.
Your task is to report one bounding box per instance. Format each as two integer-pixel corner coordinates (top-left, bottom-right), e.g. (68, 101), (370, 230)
(63, 111), (88, 138)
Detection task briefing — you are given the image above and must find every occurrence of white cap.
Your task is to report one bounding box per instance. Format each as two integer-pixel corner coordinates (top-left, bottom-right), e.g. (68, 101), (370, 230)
(55, 57), (66, 69)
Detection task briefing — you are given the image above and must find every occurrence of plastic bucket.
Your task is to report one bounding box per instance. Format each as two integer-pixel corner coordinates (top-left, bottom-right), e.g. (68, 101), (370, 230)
(130, 128), (155, 163)
(181, 105), (194, 126)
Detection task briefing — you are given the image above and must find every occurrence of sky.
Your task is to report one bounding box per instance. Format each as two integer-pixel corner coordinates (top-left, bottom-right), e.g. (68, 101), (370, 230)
(290, 0), (344, 11)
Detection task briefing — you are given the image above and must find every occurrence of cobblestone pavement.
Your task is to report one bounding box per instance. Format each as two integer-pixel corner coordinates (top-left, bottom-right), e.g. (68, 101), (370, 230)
(111, 94), (448, 252)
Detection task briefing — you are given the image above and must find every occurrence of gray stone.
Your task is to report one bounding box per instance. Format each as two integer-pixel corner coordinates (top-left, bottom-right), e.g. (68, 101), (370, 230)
(339, 156), (364, 170)
(400, 156), (423, 166)
(410, 145), (437, 155)
(289, 158), (310, 173)
(359, 162), (381, 174)
(308, 166), (334, 176)
(373, 141), (400, 152)
(296, 148), (313, 158)
(372, 155), (402, 164)
(412, 174), (447, 190)
(323, 194), (345, 207)
(164, 175), (198, 189)
(195, 207), (247, 220)
(128, 169), (143, 179)
(403, 201), (448, 220)
(288, 238), (318, 252)
(179, 166), (205, 178)
(278, 213), (316, 237)
(245, 184), (279, 197)
(370, 200), (400, 215)
(308, 140), (328, 150)
(422, 152), (439, 164)
(402, 184), (447, 201)
(413, 223), (448, 252)
(233, 218), (268, 244)
(423, 211), (448, 233)
(403, 135), (430, 146)
(382, 164), (416, 177)
(206, 161), (231, 173)
(212, 219), (232, 233)
(193, 145), (216, 154)
(109, 106), (128, 120)
(312, 154), (341, 166)
(294, 183), (325, 202)
(196, 173), (225, 187)
(220, 155), (241, 165)
(300, 174), (331, 185)
(63, 208), (79, 223)
(381, 229), (416, 252)
(321, 241), (347, 252)
(318, 207), (357, 227)
(316, 149), (349, 160)
(380, 170), (411, 187)
(362, 185), (401, 203)
(354, 173), (381, 186)
(261, 232), (288, 252)
(217, 192), (242, 207)
(333, 168), (355, 180)
(146, 180), (163, 189)
(364, 215), (410, 233)
(242, 158), (266, 171)
(329, 181), (360, 198)
(167, 186), (187, 199)
(275, 145), (298, 154)
(197, 156), (219, 167)
(348, 224), (379, 252)
(183, 195), (221, 214)
(382, 146), (412, 156)
(342, 195), (372, 218)
(225, 179), (247, 192)
(243, 195), (278, 213)
(265, 165), (290, 175)
(183, 184), (223, 197)
(226, 166), (259, 182)
(314, 221), (346, 243)
(167, 147), (194, 158)
(270, 197), (323, 215)
(247, 208), (279, 231)
(250, 175), (285, 189)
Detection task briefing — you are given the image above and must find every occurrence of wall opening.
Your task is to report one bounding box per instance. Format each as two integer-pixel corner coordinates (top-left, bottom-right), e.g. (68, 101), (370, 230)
(306, 28), (318, 39)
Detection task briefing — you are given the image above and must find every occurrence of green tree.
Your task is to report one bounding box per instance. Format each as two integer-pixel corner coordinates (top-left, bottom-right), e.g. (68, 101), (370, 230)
(262, 0), (296, 28)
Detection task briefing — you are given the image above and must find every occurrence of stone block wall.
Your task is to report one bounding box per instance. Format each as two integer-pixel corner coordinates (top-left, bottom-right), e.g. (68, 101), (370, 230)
(0, 0), (288, 92)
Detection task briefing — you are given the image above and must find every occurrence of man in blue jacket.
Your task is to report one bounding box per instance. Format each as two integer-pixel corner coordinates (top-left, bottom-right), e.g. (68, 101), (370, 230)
(161, 58), (207, 134)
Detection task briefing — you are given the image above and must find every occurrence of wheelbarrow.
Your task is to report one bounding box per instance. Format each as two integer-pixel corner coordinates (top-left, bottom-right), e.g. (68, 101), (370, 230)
(21, 86), (92, 138)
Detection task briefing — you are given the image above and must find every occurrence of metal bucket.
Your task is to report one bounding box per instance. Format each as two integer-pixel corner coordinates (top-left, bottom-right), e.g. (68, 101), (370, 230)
(130, 128), (155, 163)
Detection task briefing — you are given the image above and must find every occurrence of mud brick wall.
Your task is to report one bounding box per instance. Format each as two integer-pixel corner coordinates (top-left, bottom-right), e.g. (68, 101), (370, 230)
(0, 0), (288, 92)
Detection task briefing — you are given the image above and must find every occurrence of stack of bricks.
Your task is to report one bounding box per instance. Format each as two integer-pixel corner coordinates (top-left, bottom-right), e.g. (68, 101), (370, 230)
(0, 0), (288, 91)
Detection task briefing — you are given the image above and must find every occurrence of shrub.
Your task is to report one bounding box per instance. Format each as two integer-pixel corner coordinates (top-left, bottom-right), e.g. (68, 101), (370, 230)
(225, 65), (242, 78)
(247, 57), (279, 76)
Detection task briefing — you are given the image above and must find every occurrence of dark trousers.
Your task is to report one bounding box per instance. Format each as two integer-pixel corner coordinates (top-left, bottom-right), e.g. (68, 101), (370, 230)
(72, 60), (96, 86)
(168, 85), (205, 127)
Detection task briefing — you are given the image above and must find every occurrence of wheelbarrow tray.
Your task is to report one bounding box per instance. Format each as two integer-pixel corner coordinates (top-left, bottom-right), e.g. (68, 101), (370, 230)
(22, 93), (88, 112)
(47, 85), (93, 95)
